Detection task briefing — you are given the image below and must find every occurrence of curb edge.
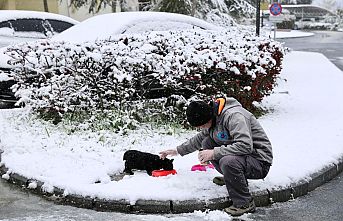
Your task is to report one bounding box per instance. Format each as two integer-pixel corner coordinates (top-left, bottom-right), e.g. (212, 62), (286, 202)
(0, 150), (342, 214)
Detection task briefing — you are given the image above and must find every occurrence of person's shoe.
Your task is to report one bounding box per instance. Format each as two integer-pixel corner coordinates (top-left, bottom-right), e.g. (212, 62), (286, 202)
(224, 199), (256, 216)
(213, 176), (225, 186)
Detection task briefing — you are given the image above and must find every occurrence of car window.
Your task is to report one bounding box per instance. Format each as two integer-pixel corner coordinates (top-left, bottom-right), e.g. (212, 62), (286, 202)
(8, 19), (48, 38)
(47, 19), (74, 33)
(10, 18), (47, 33)
(122, 21), (204, 34)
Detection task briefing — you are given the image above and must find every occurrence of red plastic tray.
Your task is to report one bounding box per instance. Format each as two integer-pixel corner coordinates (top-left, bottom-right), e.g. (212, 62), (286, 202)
(152, 169), (177, 177)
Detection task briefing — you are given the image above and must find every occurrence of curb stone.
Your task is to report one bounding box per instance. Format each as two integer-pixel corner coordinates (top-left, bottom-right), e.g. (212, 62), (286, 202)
(308, 163), (338, 192)
(0, 150), (342, 214)
(8, 173), (28, 187)
(172, 199), (207, 213)
(290, 179), (309, 199)
(94, 199), (131, 212)
(252, 189), (270, 206)
(205, 197), (232, 211)
(338, 156), (343, 173)
(132, 199), (171, 213)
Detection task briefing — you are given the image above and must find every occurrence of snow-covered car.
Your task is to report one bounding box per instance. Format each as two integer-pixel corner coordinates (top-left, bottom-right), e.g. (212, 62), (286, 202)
(0, 10), (79, 107)
(1, 11), (220, 107)
(51, 11), (221, 43)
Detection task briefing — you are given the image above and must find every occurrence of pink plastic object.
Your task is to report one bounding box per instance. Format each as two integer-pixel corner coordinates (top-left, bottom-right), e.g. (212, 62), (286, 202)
(191, 164), (215, 171)
(152, 169), (177, 177)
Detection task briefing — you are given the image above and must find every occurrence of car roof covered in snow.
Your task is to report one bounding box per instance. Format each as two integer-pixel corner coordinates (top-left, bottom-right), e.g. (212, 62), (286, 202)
(52, 11), (221, 43)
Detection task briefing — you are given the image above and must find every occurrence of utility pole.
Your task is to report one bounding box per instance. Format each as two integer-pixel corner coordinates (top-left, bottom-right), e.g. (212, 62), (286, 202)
(256, 0), (261, 36)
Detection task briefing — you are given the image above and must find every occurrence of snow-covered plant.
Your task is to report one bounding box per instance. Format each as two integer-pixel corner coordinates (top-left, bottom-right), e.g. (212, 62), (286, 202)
(6, 27), (285, 128)
(153, 0), (255, 27)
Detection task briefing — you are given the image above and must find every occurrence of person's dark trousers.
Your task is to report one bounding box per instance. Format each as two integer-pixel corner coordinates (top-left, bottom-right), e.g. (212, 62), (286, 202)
(201, 137), (270, 207)
(211, 155), (269, 207)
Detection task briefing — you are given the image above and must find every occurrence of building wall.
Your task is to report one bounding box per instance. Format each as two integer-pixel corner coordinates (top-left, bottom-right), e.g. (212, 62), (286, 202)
(0, 0), (114, 22)
(0, 0), (142, 22)
(0, 0), (59, 13)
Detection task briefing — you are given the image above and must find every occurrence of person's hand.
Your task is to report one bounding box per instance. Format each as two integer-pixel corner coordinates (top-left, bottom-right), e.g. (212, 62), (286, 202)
(159, 149), (178, 159)
(198, 149), (214, 164)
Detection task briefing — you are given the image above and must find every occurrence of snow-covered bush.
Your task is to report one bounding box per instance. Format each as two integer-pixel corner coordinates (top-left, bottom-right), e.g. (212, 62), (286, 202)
(294, 20), (338, 30)
(153, 0), (255, 27)
(6, 28), (285, 127)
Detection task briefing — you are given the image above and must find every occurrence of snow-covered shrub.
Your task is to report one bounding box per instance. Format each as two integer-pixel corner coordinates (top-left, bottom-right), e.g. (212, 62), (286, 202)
(152, 0), (254, 27)
(295, 21), (335, 30)
(6, 28), (285, 127)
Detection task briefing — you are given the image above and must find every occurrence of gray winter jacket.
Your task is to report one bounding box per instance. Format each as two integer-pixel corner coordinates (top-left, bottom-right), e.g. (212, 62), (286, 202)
(176, 98), (273, 165)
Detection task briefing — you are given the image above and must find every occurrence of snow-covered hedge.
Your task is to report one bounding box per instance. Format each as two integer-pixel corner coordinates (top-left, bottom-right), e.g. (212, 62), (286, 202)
(6, 28), (285, 126)
(296, 21), (336, 30)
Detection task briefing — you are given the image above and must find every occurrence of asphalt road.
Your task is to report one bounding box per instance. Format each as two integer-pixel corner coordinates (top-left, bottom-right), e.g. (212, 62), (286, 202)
(0, 173), (342, 221)
(249, 173), (343, 221)
(280, 30), (343, 71)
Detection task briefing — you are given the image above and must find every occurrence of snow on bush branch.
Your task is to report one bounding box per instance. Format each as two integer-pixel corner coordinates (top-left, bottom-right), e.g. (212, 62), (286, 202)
(6, 28), (286, 125)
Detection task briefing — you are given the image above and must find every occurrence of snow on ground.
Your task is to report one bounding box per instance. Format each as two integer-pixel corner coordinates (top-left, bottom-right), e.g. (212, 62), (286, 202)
(0, 29), (342, 207)
(1, 49), (342, 205)
(254, 51), (343, 189)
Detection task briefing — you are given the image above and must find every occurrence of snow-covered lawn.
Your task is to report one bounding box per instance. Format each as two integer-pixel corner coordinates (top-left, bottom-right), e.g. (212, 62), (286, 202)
(0, 51), (343, 206)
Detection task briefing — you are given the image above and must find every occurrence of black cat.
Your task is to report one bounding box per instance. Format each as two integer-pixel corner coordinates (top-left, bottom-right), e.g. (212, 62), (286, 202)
(123, 150), (174, 176)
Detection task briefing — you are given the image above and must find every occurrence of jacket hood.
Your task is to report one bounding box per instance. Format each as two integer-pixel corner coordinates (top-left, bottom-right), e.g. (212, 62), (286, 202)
(225, 97), (242, 109)
(217, 97), (242, 116)
(210, 97), (242, 128)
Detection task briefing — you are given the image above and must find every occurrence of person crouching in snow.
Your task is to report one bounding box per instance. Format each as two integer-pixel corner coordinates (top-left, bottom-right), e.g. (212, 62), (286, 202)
(159, 97), (273, 216)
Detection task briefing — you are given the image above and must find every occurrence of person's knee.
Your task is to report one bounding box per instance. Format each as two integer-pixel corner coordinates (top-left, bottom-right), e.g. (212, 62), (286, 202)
(219, 155), (245, 173)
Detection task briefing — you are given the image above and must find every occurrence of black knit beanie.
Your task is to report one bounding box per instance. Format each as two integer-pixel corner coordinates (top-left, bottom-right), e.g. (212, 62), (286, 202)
(186, 101), (213, 127)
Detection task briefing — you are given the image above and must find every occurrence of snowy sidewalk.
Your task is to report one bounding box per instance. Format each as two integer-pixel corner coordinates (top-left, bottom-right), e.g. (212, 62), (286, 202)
(0, 51), (343, 213)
